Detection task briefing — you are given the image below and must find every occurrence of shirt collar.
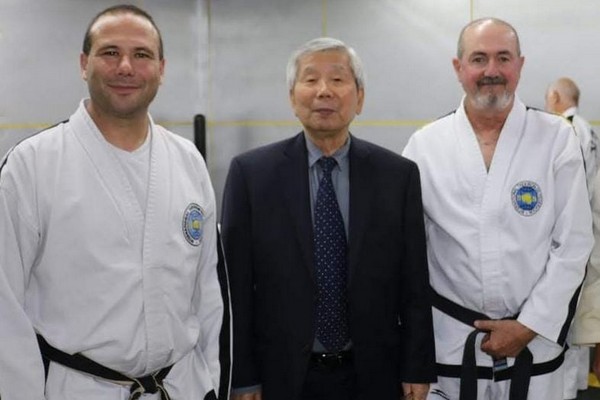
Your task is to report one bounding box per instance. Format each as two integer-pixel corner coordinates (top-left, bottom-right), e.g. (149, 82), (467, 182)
(563, 106), (578, 119)
(305, 133), (351, 168)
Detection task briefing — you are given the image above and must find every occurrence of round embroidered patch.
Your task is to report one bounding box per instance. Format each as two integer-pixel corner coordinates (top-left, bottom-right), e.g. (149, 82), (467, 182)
(511, 181), (542, 216)
(182, 203), (204, 246)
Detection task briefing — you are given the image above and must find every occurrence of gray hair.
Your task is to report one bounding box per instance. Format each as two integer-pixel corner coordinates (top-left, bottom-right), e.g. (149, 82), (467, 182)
(457, 17), (521, 59)
(549, 77), (580, 106)
(286, 37), (365, 91)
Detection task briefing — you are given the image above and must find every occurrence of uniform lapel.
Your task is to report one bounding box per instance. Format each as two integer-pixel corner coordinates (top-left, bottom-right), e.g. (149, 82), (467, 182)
(347, 137), (373, 286)
(143, 121), (170, 266)
(71, 101), (144, 236)
(281, 133), (316, 283)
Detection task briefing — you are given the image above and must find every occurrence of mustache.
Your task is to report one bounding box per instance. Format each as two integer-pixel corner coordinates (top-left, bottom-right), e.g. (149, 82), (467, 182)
(477, 76), (507, 86)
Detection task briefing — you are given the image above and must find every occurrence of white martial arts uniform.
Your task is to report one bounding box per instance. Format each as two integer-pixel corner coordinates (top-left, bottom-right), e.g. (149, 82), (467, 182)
(564, 107), (598, 201)
(403, 97), (593, 400)
(0, 100), (223, 400)
(562, 107), (596, 399)
(573, 168), (600, 366)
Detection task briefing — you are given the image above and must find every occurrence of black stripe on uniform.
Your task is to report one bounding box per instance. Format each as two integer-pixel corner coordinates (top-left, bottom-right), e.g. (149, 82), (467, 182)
(0, 120), (69, 182)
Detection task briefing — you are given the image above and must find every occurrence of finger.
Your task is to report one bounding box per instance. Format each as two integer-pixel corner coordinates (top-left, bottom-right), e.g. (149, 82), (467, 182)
(474, 319), (495, 331)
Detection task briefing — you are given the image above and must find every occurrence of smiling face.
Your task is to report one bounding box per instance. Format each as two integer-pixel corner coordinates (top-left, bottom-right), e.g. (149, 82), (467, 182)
(289, 49), (364, 143)
(80, 12), (164, 121)
(453, 20), (524, 113)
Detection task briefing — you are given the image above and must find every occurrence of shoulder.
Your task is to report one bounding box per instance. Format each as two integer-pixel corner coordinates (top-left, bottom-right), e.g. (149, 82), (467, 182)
(232, 134), (300, 168)
(406, 110), (457, 148)
(154, 124), (200, 155)
(2, 120), (68, 167)
(524, 106), (575, 143)
(418, 110), (455, 133)
(0, 120), (68, 193)
(525, 106), (565, 126)
(351, 136), (418, 172)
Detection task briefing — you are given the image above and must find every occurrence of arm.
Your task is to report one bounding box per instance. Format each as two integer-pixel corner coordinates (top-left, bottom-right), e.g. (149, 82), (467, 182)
(192, 167), (224, 393)
(398, 164), (436, 384)
(573, 169), (600, 346)
(474, 319), (536, 358)
(0, 155), (46, 399)
(517, 132), (593, 345)
(221, 158), (260, 389)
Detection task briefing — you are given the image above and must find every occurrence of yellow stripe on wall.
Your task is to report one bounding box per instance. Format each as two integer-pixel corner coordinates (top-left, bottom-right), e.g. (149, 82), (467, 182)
(4, 119), (600, 132)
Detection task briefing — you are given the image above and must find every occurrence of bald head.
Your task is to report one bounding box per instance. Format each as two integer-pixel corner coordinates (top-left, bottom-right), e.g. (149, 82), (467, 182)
(457, 18), (521, 59)
(545, 77), (580, 114)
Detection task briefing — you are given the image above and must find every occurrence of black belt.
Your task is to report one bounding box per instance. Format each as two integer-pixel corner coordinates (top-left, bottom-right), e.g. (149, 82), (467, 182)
(431, 290), (565, 400)
(37, 335), (173, 400)
(310, 350), (353, 369)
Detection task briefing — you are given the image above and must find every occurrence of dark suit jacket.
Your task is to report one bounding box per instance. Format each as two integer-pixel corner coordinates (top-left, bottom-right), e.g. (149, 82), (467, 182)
(221, 133), (435, 400)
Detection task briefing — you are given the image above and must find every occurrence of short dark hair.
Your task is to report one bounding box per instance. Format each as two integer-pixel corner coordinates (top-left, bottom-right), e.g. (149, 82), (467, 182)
(82, 4), (164, 60)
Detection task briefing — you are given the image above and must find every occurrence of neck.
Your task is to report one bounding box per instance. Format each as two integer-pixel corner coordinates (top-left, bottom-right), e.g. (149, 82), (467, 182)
(86, 102), (149, 152)
(464, 101), (511, 134)
(305, 130), (349, 156)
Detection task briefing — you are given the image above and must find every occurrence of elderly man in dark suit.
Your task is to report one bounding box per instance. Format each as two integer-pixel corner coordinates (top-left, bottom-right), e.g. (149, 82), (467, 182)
(221, 37), (436, 400)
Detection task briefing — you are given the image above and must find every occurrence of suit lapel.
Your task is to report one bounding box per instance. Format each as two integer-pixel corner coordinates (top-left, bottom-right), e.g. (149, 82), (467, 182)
(348, 137), (373, 286)
(281, 133), (316, 283)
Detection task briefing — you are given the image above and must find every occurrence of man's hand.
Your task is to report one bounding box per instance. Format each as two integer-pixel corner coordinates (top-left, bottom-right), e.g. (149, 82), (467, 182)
(474, 319), (537, 358)
(230, 390), (262, 400)
(401, 382), (429, 400)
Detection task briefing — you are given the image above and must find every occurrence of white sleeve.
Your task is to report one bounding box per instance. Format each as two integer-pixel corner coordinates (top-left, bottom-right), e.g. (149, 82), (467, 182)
(573, 168), (600, 345)
(191, 166), (224, 394)
(0, 152), (46, 400)
(518, 132), (594, 343)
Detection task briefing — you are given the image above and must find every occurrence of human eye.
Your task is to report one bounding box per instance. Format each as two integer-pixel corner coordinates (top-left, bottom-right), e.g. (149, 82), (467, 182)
(470, 55), (486, 65)
(101, 49), (119, 57)
(302, 75), (317, 84)
(134, 50), (154, 59)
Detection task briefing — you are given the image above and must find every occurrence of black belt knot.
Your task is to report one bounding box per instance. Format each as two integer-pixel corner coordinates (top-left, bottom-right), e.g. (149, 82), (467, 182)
(310, 350), (353, 369)
(129, 366), (172, 400)
(37, 334), (173, 400)
(431, 289), (564, 400)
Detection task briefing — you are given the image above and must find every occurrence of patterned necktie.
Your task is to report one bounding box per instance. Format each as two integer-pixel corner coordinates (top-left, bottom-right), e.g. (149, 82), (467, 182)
(313, 156), (349, 352)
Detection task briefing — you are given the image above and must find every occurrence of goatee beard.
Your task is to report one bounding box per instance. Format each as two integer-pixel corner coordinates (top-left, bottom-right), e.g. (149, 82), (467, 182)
(472, 91), (512, 111)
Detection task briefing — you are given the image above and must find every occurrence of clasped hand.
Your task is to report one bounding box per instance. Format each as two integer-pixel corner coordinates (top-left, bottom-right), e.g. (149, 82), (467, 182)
(474, 319), (537, 358)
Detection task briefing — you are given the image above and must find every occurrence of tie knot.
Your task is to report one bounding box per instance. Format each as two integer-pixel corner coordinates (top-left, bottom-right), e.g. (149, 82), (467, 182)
(318, 157), (337, 175)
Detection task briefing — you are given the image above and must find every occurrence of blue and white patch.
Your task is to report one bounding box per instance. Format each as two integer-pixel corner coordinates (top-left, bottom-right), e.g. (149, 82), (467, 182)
(182, 203), (204, 246)
(511, 181), (542, 216)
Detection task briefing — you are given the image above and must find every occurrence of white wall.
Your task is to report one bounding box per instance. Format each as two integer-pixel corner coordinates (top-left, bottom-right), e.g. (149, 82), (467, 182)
(2, 0), (600, 209)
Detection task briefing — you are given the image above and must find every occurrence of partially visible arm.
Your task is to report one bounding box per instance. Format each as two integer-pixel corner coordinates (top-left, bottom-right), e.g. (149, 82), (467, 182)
(517, 131), (593, 344)
(474, 319), (536, 358)
(573, 169), (600, 346)
(397, 164), (436, 384)
(0, 154), (46, 400)
(221, 158), (260, 389)
(192, 177), (224, 393)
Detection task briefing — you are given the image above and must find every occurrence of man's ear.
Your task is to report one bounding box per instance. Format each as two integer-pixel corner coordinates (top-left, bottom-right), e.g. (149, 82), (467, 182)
(80, 53), (89, 81)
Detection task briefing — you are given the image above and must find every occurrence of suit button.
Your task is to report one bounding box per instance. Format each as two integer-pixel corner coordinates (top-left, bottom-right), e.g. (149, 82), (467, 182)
(302, 344), (311, 354)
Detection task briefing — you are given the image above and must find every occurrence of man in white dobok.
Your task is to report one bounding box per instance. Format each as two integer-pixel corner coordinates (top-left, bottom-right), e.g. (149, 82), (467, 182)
(403, 18), (593, 400)
(0, 5), (224, 400)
